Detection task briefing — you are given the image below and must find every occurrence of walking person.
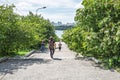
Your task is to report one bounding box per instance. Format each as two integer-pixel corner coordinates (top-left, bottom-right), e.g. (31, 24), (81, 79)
(58, 41), (62, 51)
(48, 36), (55, 59)
(40, 40), (45, 52)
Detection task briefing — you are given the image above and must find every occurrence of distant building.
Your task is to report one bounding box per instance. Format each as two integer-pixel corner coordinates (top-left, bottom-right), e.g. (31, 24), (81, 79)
(51, 21), (62, 26)
(51, 21), (75, 30)
(66, 23), (75, 26)
(51, 21), (75, 26)
(58, 21), (62, 25)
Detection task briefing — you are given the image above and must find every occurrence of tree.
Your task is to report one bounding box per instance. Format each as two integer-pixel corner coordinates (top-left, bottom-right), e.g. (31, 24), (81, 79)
(63, 0), (120, 68)
(0, 5), (57, 56)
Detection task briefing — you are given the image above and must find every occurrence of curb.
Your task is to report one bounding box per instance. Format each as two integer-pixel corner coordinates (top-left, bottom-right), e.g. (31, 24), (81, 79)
(24, 50), (36, 57)
(0, 57), (9, 63)
(0, 50), (36, 63)
(75, 54), (101, 64)
(87, 57), (101, 64)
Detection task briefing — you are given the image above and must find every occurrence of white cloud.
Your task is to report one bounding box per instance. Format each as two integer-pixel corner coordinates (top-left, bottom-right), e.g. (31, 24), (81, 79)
(16, 2), (33, 10)
(42, 0), (77, 8)
(75, 1), (84, 9)
(2, 0), (76, 9)
(0, 0), (82, 23)
(42, 12), (75, 24)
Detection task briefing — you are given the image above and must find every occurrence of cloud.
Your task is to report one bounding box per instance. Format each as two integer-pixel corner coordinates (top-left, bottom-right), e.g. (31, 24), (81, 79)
(14, 0), (78, 9)
(16, 2), (33, 10)
(44, 0), (77, 8)
(0, 0), (82, 23)
(75, 1), (84, 9)
(42, 12), (75, 24)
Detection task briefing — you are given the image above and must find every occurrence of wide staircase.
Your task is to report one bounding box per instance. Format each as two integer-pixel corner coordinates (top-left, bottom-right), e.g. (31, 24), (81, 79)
(0, 42), (120, 80)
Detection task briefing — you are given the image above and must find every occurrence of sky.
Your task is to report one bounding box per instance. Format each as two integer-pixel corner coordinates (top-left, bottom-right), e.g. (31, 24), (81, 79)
(0, 0), (83, 24)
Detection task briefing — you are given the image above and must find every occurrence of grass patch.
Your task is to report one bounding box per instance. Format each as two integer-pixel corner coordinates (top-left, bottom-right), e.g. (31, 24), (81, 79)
(17, 51), (29, 56)
(116, 68), (120, 73)
(0, 50), (30, 58)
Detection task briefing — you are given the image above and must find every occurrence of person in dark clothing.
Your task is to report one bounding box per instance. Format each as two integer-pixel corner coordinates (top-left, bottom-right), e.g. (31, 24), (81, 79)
(49, 36), (55, 59)
(40, 40), (45, 52)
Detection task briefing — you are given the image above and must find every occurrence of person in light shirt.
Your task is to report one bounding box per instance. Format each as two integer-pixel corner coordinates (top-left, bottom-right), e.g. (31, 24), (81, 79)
(58, 40), (62, 51)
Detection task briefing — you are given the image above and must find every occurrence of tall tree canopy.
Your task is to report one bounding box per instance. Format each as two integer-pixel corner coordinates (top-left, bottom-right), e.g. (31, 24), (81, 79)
(63, 0), (120, 68)
(0, 5), (57, 55)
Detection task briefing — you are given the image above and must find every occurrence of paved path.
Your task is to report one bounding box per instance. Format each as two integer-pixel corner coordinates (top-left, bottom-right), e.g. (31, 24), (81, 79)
(0, 42), (120, 80)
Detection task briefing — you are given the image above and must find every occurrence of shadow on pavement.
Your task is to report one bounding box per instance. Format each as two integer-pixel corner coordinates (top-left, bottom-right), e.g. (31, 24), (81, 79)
(53, 58), (62, 60)
(35, 50), (49, 54)
(0, 58), (51, 75)
(75, 57), (116, 72)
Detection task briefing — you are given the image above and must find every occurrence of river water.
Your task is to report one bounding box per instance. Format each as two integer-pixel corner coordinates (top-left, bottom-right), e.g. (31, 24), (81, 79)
(55, 30), (64, 38)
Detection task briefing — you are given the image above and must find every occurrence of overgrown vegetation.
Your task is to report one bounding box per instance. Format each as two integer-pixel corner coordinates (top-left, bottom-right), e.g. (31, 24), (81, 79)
(63, 0), (120, 69)
(0, 4), (58, 57)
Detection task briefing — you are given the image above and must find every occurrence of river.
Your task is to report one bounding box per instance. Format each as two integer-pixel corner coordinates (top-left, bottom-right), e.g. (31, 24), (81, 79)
(55, 30), (64, 39)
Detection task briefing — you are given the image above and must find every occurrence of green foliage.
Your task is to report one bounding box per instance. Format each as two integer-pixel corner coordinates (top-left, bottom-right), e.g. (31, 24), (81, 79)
(0, 5), (56, 56)
(63, 0), (120, 68)
(17, 51), (29, 56)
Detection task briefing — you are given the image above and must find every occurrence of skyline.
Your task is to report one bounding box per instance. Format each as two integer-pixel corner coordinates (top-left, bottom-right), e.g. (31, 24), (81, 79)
(0, 0), (83, 24)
